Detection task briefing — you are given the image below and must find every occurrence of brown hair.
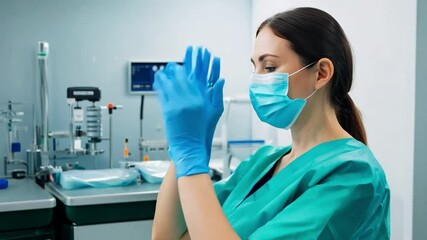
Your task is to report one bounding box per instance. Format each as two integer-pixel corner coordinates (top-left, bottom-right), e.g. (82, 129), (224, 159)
(257, 7), (367, 144)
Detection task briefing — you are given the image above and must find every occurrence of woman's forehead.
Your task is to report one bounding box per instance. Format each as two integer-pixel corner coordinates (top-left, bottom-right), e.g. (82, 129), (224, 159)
(253, 26), (293, 60)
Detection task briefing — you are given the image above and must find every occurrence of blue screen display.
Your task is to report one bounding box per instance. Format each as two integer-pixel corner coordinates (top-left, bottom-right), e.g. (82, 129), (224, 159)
(130, 62), (167, 93)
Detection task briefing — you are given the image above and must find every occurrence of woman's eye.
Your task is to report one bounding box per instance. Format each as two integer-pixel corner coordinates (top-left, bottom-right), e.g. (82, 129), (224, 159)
(265, 66), (277, 72)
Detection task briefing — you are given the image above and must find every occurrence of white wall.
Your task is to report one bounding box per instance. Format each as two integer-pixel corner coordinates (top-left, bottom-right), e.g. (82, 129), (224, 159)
(413, 0), (427, 238)
(251, 1), (417, 239)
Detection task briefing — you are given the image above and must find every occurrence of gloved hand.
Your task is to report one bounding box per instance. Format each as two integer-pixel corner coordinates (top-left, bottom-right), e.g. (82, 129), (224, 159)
(153, 46), (224, 178)
(183, 47), (224, 157)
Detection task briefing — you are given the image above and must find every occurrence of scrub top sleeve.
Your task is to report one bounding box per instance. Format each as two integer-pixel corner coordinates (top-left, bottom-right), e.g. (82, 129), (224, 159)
(248, 160), (390, 240)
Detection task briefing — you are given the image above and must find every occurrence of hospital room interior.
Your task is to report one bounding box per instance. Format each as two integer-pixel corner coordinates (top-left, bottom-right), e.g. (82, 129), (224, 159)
(0, 0), (426, 239)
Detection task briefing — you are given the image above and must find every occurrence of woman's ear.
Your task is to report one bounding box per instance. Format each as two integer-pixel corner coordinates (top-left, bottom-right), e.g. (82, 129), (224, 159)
(314, 58), (334, 90)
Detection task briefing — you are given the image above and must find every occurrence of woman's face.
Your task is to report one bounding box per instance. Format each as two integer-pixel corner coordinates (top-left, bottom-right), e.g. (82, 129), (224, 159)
(251, 26), (317, 100)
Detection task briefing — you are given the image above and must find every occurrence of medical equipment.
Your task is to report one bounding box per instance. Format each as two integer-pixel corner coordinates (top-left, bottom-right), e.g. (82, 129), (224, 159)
(124, 160), (170, 184)
(25, 41), (51, 180)
(36, 41), (49, 153)
(128, 61), (170, 95)
(1, 101), (28, 177)
(66, 87), (104, 155)
(58, 169), (139, 190)
(123, 138), (130, 161)
(46, 87), (123, 169)
(107, 102), (123, 167)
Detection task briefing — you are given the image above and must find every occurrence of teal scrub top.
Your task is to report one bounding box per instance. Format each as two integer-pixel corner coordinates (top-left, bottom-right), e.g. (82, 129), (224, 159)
(214, 138), (390, 239)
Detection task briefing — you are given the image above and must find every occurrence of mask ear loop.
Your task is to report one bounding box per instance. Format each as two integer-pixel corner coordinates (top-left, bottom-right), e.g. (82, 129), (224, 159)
(288, 61), (317, 77)
(304, 88), (317, 100)
(287, 61), (317, 97)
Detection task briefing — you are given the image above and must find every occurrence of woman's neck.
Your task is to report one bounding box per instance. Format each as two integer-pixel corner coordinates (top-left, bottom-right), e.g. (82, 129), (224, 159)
(287, 101), (351, 161)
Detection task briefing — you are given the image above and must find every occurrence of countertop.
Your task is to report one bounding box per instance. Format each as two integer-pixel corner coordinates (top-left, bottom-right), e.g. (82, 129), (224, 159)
(45, 181), (160, 206)
(0, 178), (56, 212)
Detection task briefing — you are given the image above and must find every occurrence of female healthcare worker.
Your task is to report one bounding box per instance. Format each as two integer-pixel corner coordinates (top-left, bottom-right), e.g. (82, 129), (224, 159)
(152, 7), (390, 240)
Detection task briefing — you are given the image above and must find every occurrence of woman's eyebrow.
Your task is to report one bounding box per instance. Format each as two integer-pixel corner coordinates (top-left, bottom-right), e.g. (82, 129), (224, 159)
(250, 54), (280, 64)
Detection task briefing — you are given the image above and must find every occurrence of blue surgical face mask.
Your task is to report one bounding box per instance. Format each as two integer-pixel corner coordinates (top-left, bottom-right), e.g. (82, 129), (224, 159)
(249, 63), (316, 129)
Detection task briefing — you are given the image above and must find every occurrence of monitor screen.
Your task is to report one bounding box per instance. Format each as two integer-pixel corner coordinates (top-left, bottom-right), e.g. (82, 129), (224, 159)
(129, 62), (167, 94)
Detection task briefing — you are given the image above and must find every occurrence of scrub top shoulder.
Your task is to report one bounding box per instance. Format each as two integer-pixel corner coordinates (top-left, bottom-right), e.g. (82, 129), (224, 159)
(214, 138), (390, 240)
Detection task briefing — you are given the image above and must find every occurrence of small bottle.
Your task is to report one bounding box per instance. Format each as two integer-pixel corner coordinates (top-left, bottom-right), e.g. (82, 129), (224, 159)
(123, 138), (129, 161)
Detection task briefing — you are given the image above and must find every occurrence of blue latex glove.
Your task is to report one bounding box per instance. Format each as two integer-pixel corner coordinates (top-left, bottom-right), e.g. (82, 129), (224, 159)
(183, 47), (223, 157)
(154, 46), (224, 178)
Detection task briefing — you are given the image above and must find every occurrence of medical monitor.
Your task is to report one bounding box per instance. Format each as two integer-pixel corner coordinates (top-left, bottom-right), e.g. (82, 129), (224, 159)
(128, 61), (181, 95)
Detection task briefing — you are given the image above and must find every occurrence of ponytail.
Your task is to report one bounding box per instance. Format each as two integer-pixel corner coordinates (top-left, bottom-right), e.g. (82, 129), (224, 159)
(336, 94), (367, 145)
